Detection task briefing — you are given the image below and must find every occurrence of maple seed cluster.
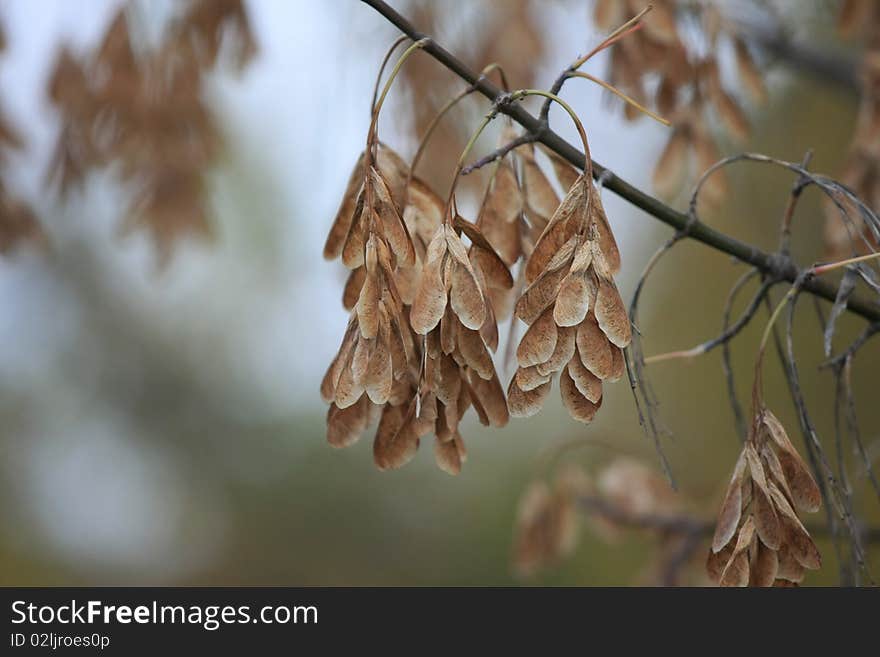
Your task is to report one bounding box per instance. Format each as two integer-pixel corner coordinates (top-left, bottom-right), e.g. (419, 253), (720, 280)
(322, 65), (631, 473)
(47, 0), (256, 265)
(322, 139), (511, 475)
(708, 408), (822, 587)
(595, 0), (766, 205)
(509, 170), (629, 421)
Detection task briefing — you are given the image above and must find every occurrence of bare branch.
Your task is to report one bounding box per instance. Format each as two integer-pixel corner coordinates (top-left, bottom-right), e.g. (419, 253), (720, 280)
(721, 268), (762, 441)
(460, 132), (537, 175)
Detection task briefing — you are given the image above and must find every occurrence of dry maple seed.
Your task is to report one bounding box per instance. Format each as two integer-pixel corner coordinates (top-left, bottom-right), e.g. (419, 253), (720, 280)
(707, 407), (822, 587)
(510, 151), (629, 424)
(322, 39), (512, 474)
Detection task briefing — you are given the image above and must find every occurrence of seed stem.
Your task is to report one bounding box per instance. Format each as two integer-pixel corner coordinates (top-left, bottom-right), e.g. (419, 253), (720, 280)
(370, 35), (409, 114)
(812, 252), (880, 276)
(516, 89), (592, 181)
(365, 37), (429, 231)
(445, 88), (592, 215)
(569, 71), (670, 126)
(445, 111), (495, 212)
(368, 37), (430, 146)
(570, 6), (652, 71)
(408, 62), (508, 189)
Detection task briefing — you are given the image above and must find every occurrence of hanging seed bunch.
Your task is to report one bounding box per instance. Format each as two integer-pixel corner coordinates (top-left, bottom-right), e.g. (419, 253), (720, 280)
(823, 0), (880, 258)
(472, 125), (527, 318)
(406, 205), (513, 473)
(472, 124), (569, 319)
(513, 457), (687, 581)
(0, 20), (42, 253)
(321, 141), (424, 467)
(707, 407), (822, 587)
(594, 0), (767, 202)
(46, 1), (256, 265)
(512, 465), (588, 576)
(324, 23), (655, 470)
(323, 40), (511, 474)
(509, 161), (629, 423)
(588, 457), (681, 542)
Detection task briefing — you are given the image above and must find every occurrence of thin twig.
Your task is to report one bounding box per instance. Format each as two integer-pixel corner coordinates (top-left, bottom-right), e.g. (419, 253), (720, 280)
(540, 7), (653, 123)
(779, 150), (813, 255)
(644, 280), (774, 364)
(461, 133), (537, 175)
(626, 233), (683, 485)
(577, 494), (880, 542)
(823, 322), (880, 370)
(721, 268), (762, 441)
(783, 288), (873, 584)
(841, 357), (880, 504)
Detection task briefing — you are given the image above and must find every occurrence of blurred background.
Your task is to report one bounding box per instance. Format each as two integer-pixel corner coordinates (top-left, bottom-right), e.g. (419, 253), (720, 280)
(0, 0), (877, 586)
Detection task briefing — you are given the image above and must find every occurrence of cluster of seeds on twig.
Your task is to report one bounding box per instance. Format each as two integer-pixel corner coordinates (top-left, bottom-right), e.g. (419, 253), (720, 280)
(322, 136), (630, 472)
(323, 27), (640, 471)
(825, 0), (880, 258)
(594, 0), (767, 203)
(708, 408), (822, 586)
(513, 457), (691, 582)
(323, 120), (513, 474)
(512, 465), (587, 576)
(46, 0), (256, 265)
(508, 163), (630, 423)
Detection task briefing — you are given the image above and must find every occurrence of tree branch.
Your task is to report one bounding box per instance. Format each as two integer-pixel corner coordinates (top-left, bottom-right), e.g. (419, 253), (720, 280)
(745, 23), (859, 95)
(579, 494), (880, 543)
(361, 0), (880, 324)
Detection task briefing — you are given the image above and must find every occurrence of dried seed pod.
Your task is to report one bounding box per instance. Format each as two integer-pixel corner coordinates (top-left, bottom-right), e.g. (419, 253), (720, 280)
(478, 127), (526, 268)
(733, 38), (767, 105)
(560, 364), (601, 423)
(751, 540), (779, 587)
(566, 348), (603, 403)
(759, 409), (821, 513)
(325, 152), (366, 260)
(576, 313), (613, 380)
(518, 142), (559, 234)
(511, 171), (629, 425)
(46, 2), (258, 265)
(515, 236), (577, 325)
(704, 60), (750, 144)
(712, 450), (746, 554)
(507, 376), (552, 418)
(512, 473), (580, 577)
(434, 432), (467, 475)
(342, 167), (412, 270)
(653, 129), (689, 199)
(403, 177), (445, 257)
(326, 395), (372, 448)
(517, 307), (558, 368)
(515, 365), (552, 391)
(373, 401), (421, 471)
(410, 223), (489, 333)
(535, 325), (576, 376)
(708, 407), (822, 586)
(719, 516), (755, 587)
